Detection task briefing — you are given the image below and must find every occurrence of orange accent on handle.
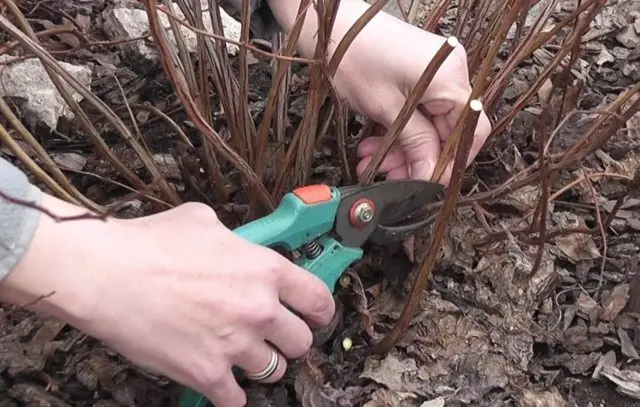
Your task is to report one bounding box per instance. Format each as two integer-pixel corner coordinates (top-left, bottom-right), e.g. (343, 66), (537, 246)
(293, 184), (332, 204)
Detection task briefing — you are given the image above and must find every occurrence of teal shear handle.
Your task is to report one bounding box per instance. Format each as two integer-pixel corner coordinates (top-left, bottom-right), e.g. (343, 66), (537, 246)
(179, 185), (363, 407)
(179, 389), (210, 407)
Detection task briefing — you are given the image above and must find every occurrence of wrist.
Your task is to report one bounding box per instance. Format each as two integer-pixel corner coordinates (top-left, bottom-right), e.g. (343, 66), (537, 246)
(266, 0), (372, 59)
(0, 193), (124, 329)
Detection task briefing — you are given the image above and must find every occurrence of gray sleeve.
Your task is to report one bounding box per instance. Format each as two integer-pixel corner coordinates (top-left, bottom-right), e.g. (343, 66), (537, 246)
(0, 156), (42, 282)
(218, 0), (281, 39)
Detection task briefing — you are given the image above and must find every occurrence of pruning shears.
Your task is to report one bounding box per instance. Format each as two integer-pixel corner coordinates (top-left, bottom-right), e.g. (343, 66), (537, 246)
(178, 179), (443, 407)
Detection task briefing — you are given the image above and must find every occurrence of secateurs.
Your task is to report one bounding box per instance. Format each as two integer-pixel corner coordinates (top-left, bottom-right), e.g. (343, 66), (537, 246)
(179, 179), (444, 407)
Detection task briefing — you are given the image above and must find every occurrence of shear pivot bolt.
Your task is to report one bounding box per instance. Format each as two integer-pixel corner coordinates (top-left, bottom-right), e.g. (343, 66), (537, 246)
(350, 198), (375, 228)
(356, 203), (374, 222)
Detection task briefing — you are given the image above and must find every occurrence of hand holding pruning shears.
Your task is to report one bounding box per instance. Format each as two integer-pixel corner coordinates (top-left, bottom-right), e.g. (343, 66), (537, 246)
(173, 2), (492, 404)
(179, 180), (444, 407)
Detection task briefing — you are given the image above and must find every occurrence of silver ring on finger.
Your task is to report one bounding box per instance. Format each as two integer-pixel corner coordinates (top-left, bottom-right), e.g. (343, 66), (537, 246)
(244, 348), (279, 381)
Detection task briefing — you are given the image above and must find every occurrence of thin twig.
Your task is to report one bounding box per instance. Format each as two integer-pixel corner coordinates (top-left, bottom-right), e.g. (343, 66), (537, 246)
(4, 291), (56, 317)
(603, 167), (640, 229)
(371, 99), (484, 354)
(582, 168), (607, 293)
(0, 189), (107, 222)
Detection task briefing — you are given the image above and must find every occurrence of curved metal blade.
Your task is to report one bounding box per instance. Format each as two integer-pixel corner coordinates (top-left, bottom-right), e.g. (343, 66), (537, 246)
(335, 180), (443, 247)
(374, 180), (443, 225)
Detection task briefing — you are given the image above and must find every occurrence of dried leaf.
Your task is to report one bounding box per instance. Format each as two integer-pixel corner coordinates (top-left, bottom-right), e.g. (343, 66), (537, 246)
(519, 389), (567, 407)
(564, 353), (600, 375)
(599, 284), (630, 321)
(554, 233), (601, 262)
(419, 398), (445, 407)
(360, 351), (418, 395)
(152, 153), (182, 179)
(538, 78), (554, 101)
(5, 318), (66, 376)
(345, 269), (375, 339)
(362, 387), (418, 407)
(600, 364), (640, 399)
(592, 350), (617, 379)
(51, 152), (88, 171)
(551, 212), (601, 262)
(8, 384), (69, 407)
(616, 23), (640, 48)
(617, 328), (639, 359)
(492, 184), (542, 214)
(75, 350), (128, 396)
(576, 293), (601, 325)
(294, 350), (341, 407)
(596, 47), (616, 65)
(38, 20), (81, 48)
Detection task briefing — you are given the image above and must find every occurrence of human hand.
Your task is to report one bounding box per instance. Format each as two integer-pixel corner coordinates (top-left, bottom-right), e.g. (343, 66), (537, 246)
(0, 195), (335, 407)
(329, 2), (492, 185)
(93, 203), (335, 406)
(265, 0), (490, 185)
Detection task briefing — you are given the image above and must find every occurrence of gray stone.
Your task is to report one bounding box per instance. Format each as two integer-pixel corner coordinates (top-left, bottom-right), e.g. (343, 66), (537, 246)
(102, 0), (241, 67)
(0, 56), (92, 130)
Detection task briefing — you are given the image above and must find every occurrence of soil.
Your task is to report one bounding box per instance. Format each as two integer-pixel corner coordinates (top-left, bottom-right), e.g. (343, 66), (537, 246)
(1, 0), (640, 406)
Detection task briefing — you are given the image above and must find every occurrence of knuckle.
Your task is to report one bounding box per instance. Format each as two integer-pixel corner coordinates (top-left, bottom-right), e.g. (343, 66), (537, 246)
(180, 202), (219, 222)
(225, 333), (252, 356)
(195, 359), (229, 387)
(263, 253), (288, 282)
(248, 296), (279, 326)
(203, 370), (227, 387)
(309, 290), (335, 324)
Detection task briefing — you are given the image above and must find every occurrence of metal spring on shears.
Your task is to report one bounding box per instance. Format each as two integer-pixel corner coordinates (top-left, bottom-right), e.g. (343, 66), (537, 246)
(304, 241), (322, 259)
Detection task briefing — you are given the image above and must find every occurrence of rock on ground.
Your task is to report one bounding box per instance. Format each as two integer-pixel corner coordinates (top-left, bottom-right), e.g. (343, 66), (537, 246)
(0, 56), (92, 130)
(102, 0), (241, 68)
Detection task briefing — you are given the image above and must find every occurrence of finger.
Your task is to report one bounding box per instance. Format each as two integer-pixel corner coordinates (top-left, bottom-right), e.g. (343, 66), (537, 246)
(264, 305), (313, 359)
(428, 113), (460, 185)
(233, 341), (287, 384)
(432, 114), (452, 146)
(201, 368), (247, 407)
(356, 136), (380, 157)
(275, 257), (336, 329)
(356, 136), (387, 157)
(386, 165), (409, 180)
(355, 148), (406, 178)
(469, 109), (492, 161)
(394, 109), (441, 181)
(356, 137), (405, 160)
(356, 156), (408, 180)
(441, 95), (492, 166)
(434, 101), (493, 185)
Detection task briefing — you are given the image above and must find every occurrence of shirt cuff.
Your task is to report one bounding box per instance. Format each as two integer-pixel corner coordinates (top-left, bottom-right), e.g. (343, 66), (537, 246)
(0, 156), (43, 282)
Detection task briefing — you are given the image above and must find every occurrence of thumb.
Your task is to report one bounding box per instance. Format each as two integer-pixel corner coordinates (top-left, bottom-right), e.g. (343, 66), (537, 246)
(396, 109), (441, 181)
